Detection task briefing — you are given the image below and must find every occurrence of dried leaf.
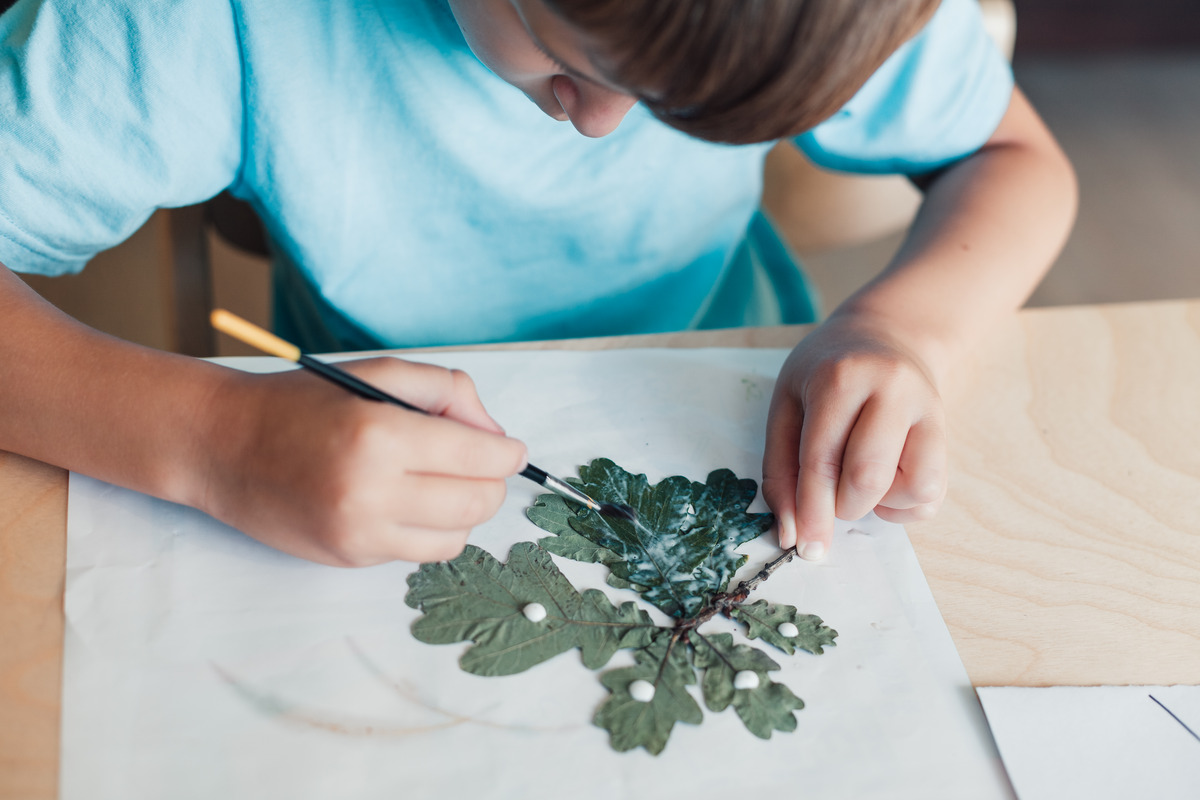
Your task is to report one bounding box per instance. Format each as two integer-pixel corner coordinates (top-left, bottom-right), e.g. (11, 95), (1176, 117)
(603, 573), (641, 591)
(732, 600), (838, 655)
(526, 497), (620, 564)
(404, 542), (658, 676)
(691, 633), (805, 739)
(687, 468), (778, 590)
(527, 459), (773, 619)
(402, 459), (832, 756)
(593, 636), (702, 755)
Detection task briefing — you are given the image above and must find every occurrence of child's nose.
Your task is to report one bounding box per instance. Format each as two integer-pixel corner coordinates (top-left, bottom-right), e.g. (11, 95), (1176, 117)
(551, 75), (637, 138)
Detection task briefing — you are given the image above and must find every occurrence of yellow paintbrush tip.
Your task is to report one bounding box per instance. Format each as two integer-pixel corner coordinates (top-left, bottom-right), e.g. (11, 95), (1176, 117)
(210, 309), (302, 362)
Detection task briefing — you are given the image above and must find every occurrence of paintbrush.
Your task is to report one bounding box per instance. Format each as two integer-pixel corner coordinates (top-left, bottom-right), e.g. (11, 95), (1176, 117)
(210, 309), (635, 521)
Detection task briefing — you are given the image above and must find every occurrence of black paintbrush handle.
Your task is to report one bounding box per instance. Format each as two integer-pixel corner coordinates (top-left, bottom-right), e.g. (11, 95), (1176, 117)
(296, 354), (573, 499)
(520, 464), (547, 483)
(298, 354), (422, 411)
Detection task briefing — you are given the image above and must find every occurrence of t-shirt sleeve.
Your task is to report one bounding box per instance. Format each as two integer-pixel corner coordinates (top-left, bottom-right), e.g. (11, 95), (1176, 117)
(793, 0), (1014, 176)
(0, 0), (244, 275)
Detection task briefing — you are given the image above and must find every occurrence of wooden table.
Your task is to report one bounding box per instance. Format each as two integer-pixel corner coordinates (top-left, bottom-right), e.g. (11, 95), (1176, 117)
(3, 299), (1199, 799)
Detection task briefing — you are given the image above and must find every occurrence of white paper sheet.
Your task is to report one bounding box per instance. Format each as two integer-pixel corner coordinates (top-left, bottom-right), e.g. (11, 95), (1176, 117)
(61, 349), (1011, 799)
(978, 685), (1200, 800)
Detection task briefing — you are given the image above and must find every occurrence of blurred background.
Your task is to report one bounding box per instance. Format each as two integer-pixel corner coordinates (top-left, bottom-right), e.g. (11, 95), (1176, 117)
(803, 0), (1200, 312)
(11, 0), (1200, 355)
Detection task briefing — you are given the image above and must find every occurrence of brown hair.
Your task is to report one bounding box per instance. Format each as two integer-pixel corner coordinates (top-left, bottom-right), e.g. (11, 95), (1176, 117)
(544, 0), (941, 145)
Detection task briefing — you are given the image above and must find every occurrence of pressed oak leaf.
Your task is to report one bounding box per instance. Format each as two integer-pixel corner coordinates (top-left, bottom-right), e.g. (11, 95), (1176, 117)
(732, 600), (838, 655)
(527, 459), (773, 618)
(691, 632), (805, 739)
(528, 498), (622, 566)
(404, 542), (659, 676)
(402, 460), (835, 756)
(593, 636), (702, 755)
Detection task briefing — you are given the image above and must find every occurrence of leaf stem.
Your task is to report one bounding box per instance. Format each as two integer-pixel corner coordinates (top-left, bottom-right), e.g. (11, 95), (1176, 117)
(688, 630), (738, 673)
(652, 630), (685, 688)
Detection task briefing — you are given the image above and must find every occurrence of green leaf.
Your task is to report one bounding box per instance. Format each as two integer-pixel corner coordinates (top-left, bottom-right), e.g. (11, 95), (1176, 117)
(531, 494), (622, 564)
(732, 600), (838, 655)
(593, 636), (702, 755)
(691, 633), (805, 739)
(690, 632), (780, 712)
(404, 542), (659, 676)
(526, 458), (774, 619)
(687, 468), (776, 589)
(731, 679), (805, 739)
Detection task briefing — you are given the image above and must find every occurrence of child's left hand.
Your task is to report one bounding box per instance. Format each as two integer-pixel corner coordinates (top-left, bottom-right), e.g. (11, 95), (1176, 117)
(761, 311), (948, 560)
(760, 88), (1078, 561)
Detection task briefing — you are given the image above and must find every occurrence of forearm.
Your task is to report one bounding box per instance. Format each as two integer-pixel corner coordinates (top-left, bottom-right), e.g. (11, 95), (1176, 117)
(0, 264), (235, 508)
(832, 88), (1078, 381)
(0, 265), (529, 565)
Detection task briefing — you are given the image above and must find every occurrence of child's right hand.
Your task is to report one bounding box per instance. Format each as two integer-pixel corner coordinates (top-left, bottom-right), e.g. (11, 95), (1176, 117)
(198, 357), (528, 567)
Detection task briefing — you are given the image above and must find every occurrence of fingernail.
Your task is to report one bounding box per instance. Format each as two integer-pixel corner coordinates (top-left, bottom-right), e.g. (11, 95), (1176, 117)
(798, 540), (827, 562)
(778, 514), (797, 549)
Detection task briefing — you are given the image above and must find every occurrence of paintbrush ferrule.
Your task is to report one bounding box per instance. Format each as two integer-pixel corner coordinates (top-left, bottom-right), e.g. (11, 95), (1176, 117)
(538, 471), (601, 513)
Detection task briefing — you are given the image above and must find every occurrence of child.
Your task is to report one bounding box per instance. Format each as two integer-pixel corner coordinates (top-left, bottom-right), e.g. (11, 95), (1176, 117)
(0, 0), (1076, 566)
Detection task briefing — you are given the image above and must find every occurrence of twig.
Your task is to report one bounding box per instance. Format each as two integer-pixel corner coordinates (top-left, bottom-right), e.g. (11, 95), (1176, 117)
(675, 546), (799, 632)
(728, 545), (800, 599)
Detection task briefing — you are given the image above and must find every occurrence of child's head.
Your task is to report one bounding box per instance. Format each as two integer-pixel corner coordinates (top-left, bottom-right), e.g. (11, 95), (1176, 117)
(448, 0), (939, 143)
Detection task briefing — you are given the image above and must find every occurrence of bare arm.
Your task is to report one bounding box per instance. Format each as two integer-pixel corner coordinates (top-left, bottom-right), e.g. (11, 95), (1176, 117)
(0, 265), (527, 565)
(845, 87), (1077, 379)
(0, 265), (229, 504)
(763, 87), (1078, 557)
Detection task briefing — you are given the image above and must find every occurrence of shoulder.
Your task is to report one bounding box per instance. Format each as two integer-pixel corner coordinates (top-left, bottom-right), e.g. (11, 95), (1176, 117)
(0, 0), (245, 274)
(795, 0), (1014, 175)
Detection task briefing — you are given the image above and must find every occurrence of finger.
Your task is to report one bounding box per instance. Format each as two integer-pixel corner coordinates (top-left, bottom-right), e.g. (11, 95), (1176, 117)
(874, 501), (940, 525)
(365, 525), (474, 565)
(258, 519), (472, 568)
(312, 497), (486, 566)
(762, 394), (804, 550)
(835, 395), (909, 523)
(794, 398), (865, 561)
(385, 473), (509, 531)
(877, 416), (946, 511)
(388, 413), (527, 479)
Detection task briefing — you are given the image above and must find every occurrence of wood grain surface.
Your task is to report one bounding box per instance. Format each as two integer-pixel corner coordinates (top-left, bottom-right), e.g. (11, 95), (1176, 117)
(2, 300), (1199, 798)
(0, 454), (66, 800)
(922, 301), (1200, 686)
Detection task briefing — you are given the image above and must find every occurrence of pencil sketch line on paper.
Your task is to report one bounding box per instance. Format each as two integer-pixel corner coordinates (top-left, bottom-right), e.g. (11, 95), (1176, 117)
(212, 652), (584, 739)
(212, 662), (465, 738)
(345, 637), (582, 734)
(1149, 693), (1200, 744)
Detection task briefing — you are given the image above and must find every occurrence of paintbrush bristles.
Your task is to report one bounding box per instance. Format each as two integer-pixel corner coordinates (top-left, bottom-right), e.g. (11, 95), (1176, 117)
(210, 309), (302, 362)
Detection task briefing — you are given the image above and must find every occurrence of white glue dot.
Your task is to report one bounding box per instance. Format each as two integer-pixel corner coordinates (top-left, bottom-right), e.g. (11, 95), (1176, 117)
(733, 670), (760, 691)
(628, 679), (656, 703)
(522, 602), (547, 623)
(777, 621), (800, 638)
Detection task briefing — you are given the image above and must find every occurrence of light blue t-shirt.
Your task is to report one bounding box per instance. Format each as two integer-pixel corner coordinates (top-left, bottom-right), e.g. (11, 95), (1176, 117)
(0, 0), (1012, 350)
